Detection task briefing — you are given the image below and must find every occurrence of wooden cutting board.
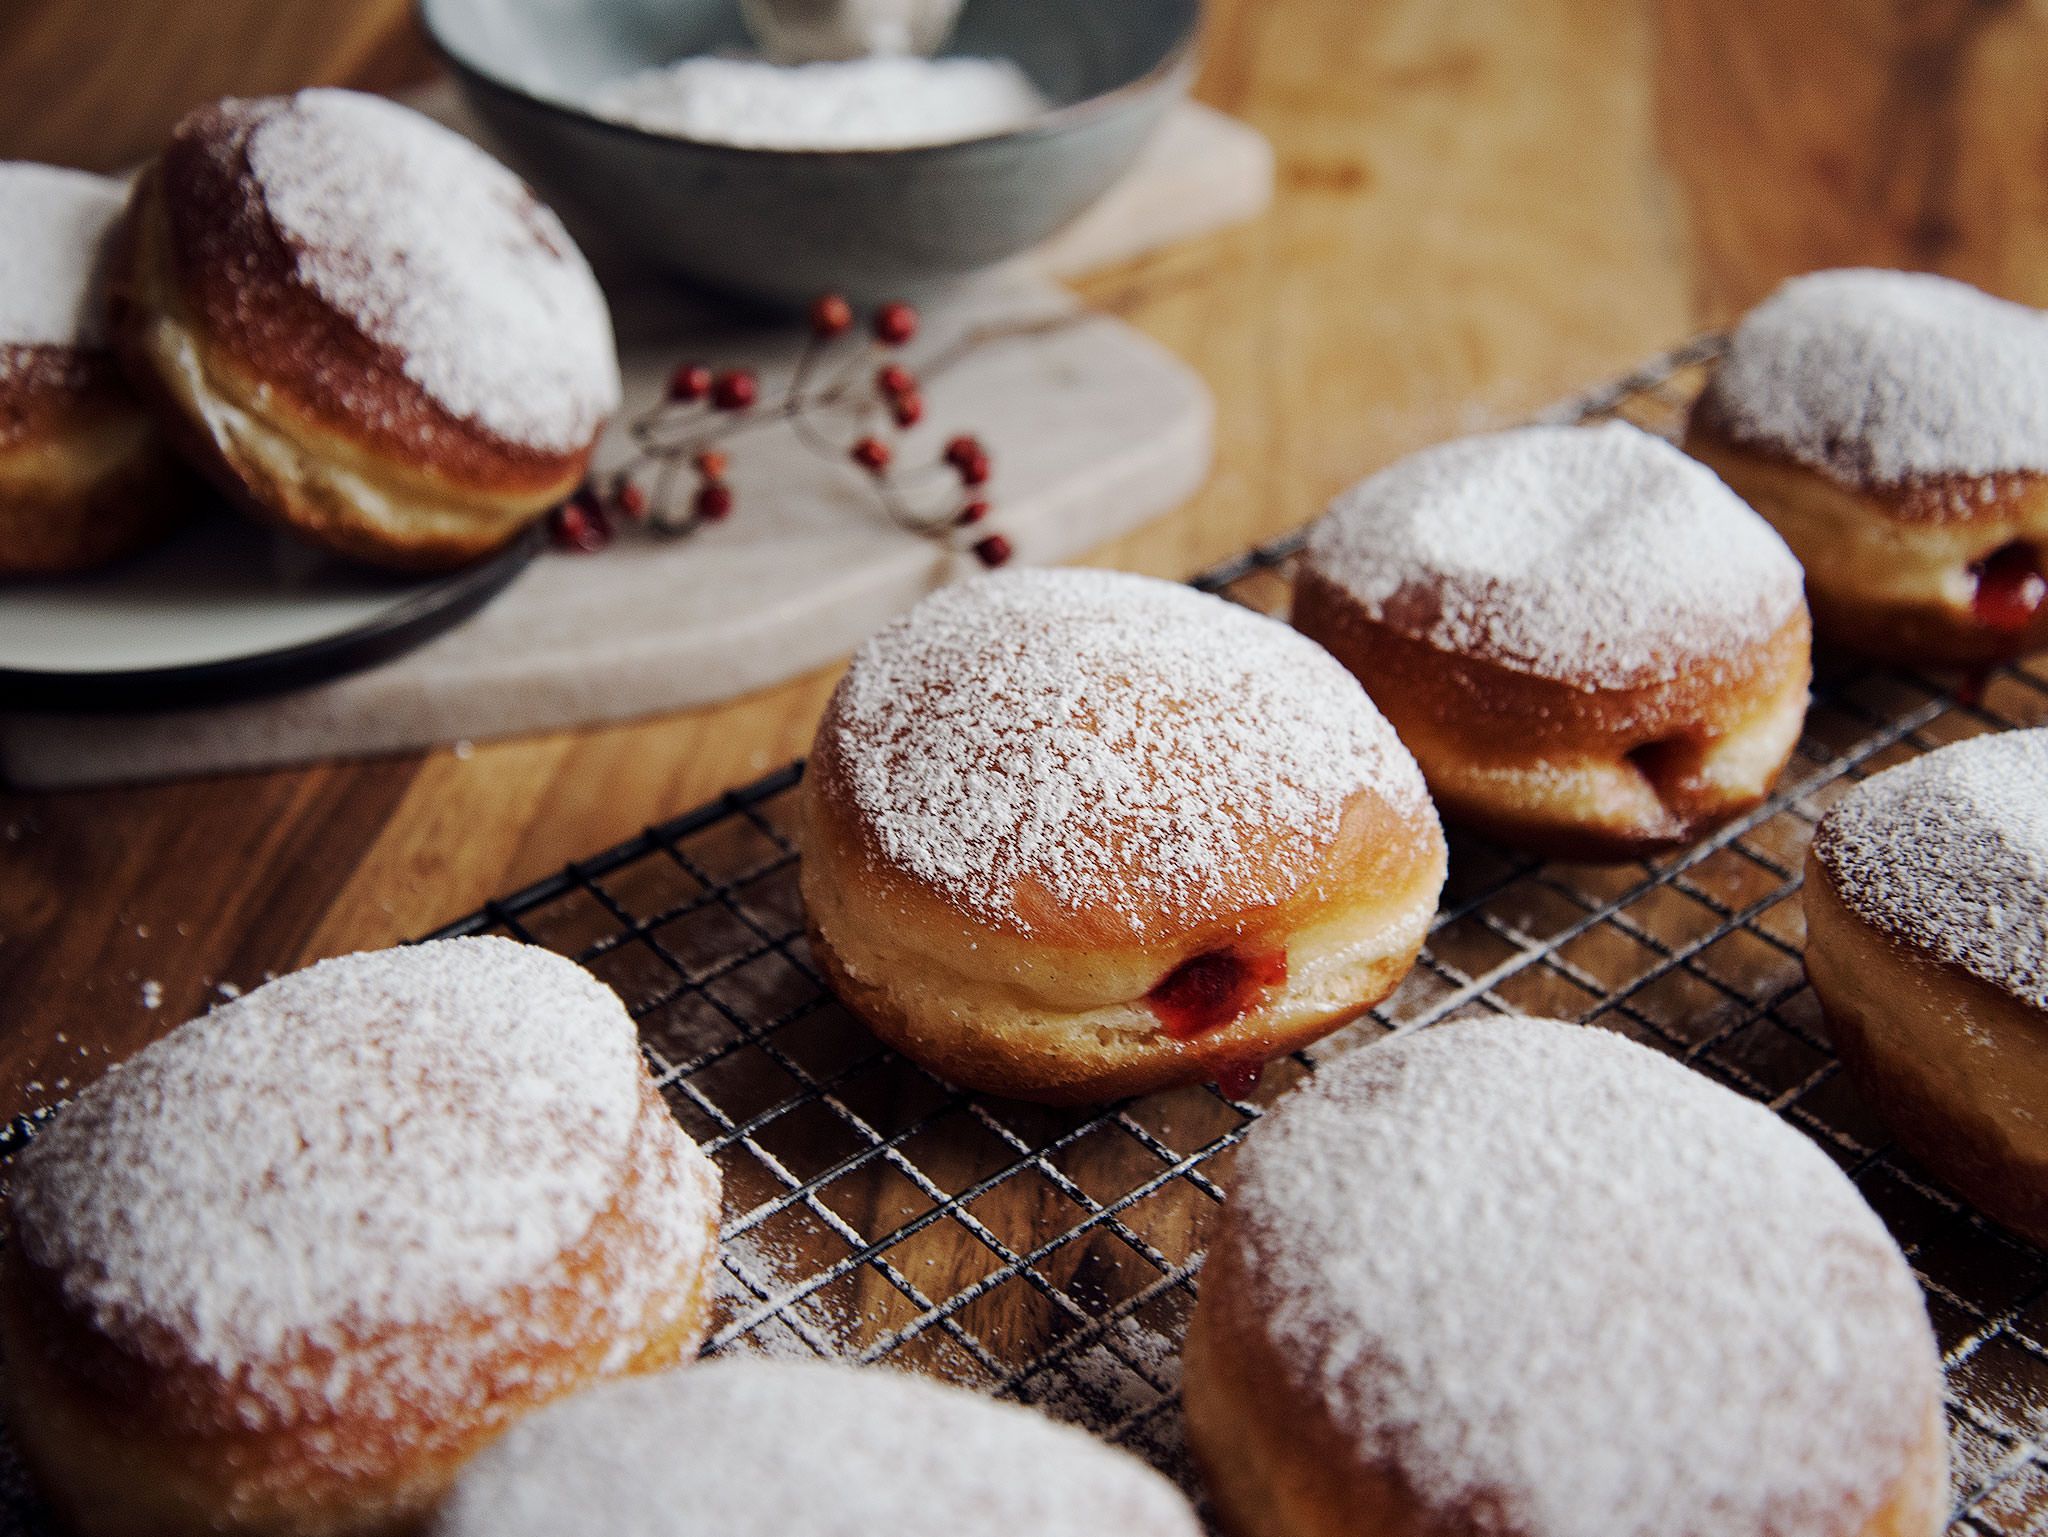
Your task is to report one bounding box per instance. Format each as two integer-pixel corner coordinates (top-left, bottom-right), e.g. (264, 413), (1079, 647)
(0, 99), (1272, 790)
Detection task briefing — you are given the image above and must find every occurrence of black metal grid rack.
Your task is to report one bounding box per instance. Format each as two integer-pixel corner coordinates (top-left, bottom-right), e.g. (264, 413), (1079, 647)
(6, 338), (2047, 1533)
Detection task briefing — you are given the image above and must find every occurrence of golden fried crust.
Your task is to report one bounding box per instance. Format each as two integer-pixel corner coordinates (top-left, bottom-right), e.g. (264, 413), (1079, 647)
(806, 709), (1440, 952)
(1183, 1227), (1953, 1537)
(798, 754), (1446, 1104)
(0, 344), (194, 576)
(1684, 412), (2048, 666)
(0, 1082), (719, 1537)
(107, 136), (590, 572)
(1804, 854), (2048, 1248)
(1293, 566), (1811, 860)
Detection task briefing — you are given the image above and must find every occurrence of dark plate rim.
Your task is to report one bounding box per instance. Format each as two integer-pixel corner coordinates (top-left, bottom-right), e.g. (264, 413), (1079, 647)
(0, 525), (543, 715)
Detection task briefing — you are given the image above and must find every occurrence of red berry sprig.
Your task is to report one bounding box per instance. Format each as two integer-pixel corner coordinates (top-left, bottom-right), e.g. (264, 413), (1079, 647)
(553, 294), (1009, 564)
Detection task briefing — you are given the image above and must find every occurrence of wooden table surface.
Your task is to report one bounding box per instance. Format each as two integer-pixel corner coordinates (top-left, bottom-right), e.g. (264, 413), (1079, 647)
(3, 0), (2047, 1113)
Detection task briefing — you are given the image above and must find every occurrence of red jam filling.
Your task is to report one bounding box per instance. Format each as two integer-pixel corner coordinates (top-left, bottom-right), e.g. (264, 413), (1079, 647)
(1970, 543), (2046, 635)
(1146, 947), (1287, 1041)
(1214, 1061), (1266, 1101)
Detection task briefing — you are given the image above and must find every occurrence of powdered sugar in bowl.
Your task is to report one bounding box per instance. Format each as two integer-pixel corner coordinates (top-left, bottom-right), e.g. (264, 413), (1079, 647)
(421, 0), (1200, 305)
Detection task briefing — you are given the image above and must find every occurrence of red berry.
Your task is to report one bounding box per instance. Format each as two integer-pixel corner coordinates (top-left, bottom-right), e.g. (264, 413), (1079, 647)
(551, 493), (611, 552)
(851, 436), (893, 473)
(972, 534), (1013, 567)
(668, 363), (712, 402)
(695, 483), (734, 521)
(891, 391), (924, 428)
(712, 370), (758, 410)
(809, 293), (854, 338)
(876, 363), (916, 398)
(955, 498), (991, 526)
(873, 301), (918, 346)
(694, 450), (729, 481)
(943, 434), (984, 468)
(614, 481), (648, 519)
(957, 450), (991, 487)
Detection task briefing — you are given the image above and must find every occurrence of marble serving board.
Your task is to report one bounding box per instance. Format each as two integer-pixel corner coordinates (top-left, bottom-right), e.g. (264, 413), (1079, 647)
(0, 98), (1273, 790)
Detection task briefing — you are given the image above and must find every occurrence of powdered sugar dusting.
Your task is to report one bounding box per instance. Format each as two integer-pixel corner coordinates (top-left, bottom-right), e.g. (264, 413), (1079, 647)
(432, 1360), (1202, 1537)
(824, 569), (1430, 935)
(240, 90), (619, 451)
(1224, 1017), (1939, 1537)
(1704, 268), (2048, 485)
(1814, 728), (2048, 1008)
(11, 937), (650, 1379)
(591, 55), (1049, 150)
(1306, 422), (1804, 690)
(0, 162), (124, 363)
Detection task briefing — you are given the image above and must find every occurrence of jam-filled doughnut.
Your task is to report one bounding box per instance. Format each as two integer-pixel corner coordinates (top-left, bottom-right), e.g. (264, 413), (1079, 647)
(0, 937), (721, 1537)
(109, 89), (620, 573)
(1686, 268), (2048, 664)
(1294, 422), (1811, 860)
(1806, 728), (2048, 1246)
(1185, 1016), (1949, 1537)
(432, 1359), (1203, 1537)
(1, 162), (195, 576)
(800, 568), (1446, 1104)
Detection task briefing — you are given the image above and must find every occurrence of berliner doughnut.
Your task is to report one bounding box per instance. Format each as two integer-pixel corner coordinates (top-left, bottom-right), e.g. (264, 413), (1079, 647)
(800, 568), (1446, 1105)
(0, 937), (721, 1537)
(432, 1359), (1203, 1537)
(1685, 268), (2048, 664)
(0, 162), (194, 576)
(1293, 421), (1811, 860)
(1805, 728), (2048, 1246)
(1185, 1016), (1950, 1537)
(108, 89), (621, 573)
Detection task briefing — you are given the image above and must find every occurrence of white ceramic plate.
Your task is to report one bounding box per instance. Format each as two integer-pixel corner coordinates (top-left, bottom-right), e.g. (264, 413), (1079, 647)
(0, 513), (538, 712)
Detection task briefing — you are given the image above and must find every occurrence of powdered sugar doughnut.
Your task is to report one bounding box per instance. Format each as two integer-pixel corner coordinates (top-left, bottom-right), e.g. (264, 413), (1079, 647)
(0, 937), (721, 1537)
(0, 161), (196, 575)
(108, 89), (621, 572)
(1806, 728), (2048, 1245)
(1294, 421), (1811, 859)
(1686, 269), (2048, 663)
(1185, 1016), (1949, 1537)
(433, 1360), (1201, 1537)
(800, 568), (1445, 1104)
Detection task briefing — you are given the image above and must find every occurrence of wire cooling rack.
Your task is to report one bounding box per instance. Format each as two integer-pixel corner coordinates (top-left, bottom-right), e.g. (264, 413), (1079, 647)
(4, 338), (2046, 1534)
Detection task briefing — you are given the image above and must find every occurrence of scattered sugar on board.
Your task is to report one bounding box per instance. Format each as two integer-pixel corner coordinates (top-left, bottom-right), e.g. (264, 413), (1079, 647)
(11, 938), (652, 1385)
(1023, 1313), (1185, 1430)
(431, 1360), (1200, 1537)
(1307, 421), (1804, 690)
(1704, 268), (2048, 485)
(0, 162), (125, 371)
(827, 569), (1428, 935)
(713, 1226), (859, 1361)
(590, 54), (1048, 150)
(1814, 727), (2048, 1008)
(1224, 1017), (1938, 1537)
(236, 90), (619, 450)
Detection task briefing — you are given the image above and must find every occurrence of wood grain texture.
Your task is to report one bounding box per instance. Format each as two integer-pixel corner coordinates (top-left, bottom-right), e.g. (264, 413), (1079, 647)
(3, 0), (2048, 1113)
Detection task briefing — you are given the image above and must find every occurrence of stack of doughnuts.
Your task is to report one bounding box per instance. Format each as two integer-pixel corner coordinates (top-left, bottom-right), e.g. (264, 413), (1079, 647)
(0, 938), (720, 1537)
(1294, 421), (1811, 859)
(800, 567), (1446, 1103)
(2, 87), (618, 580)
(0, 162), (195, 575)
(431, 1360), (1202, 1537)
(1805, 728), (2048, 1247)
(1186, 1017), (1949, 1537)
(1687, 268), (2048, 664)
